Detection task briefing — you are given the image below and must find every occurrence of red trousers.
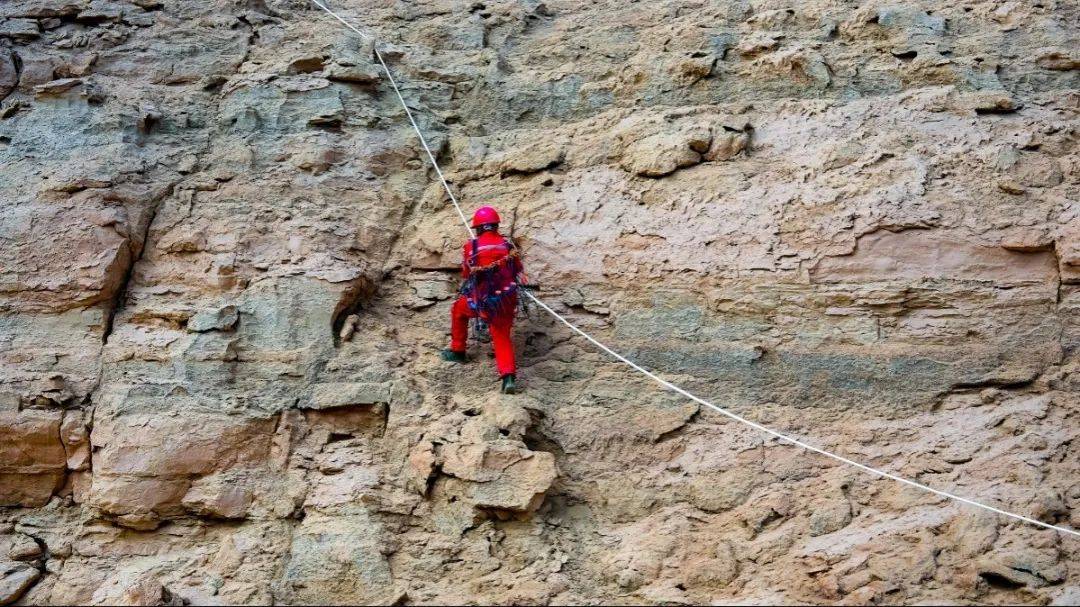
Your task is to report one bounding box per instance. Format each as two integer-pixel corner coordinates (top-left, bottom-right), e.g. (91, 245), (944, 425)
(450, 295), (516, 376)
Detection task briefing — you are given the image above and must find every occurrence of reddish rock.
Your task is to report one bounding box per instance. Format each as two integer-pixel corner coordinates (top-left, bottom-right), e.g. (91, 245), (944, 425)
(88, 413), (275, 518)
(0, 411), (66, 507)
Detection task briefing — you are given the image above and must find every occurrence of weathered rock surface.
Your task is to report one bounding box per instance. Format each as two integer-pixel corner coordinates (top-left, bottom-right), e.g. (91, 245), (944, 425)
(1, 0), (1078, 604)
(0, 560), (40, 606)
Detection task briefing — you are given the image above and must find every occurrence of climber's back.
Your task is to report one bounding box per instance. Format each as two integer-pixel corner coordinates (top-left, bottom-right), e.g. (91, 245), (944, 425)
(442, 206), (524, 395)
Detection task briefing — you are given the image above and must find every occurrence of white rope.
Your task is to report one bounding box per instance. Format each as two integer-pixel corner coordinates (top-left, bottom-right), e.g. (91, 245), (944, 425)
(307, 0), (1080, 540)
(525, 292), (1079, 538)
(309, 0), (474, 236)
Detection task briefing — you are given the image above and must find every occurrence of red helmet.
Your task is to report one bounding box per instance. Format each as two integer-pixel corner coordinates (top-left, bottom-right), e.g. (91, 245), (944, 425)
(471, 206), (501, 228)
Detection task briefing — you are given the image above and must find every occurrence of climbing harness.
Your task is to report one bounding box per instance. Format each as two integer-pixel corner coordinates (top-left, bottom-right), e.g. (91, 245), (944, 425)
(470, 317), (490, 345)
(461, 238), (522, 321)
(308, 0), (1080, 540)
(459, 235), (524, 346)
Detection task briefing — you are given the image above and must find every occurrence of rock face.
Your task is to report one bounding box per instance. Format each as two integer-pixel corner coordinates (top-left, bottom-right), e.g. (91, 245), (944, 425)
(1, 0), (1078, 604)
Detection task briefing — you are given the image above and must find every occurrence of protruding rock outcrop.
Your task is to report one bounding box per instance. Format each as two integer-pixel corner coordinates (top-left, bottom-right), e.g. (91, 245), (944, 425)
(409, 397), (558, 520)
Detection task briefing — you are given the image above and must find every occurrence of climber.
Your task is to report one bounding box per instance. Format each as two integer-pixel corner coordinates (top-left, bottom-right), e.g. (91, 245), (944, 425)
(441, 206), (525, 394)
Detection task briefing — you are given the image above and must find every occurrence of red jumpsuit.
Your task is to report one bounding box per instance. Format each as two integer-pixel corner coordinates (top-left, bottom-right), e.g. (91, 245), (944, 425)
(449, 230), (521, 377)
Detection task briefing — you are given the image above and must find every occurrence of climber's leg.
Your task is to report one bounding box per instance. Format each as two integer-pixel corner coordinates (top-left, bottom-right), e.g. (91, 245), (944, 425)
(447, 296), (472, 356)
(489, 313), (516, 378)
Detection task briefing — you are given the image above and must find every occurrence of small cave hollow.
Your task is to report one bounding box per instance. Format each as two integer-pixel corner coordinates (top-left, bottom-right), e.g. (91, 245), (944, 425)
(331, 276), (377, 346)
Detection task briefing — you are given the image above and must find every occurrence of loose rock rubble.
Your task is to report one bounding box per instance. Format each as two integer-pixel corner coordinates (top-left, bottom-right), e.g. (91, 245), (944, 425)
(1, 0), (1078, 604)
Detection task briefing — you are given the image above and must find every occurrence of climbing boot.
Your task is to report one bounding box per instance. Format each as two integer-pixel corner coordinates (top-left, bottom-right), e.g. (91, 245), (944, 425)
(500, 374), (517, 394)
(440, 349), (467, 363)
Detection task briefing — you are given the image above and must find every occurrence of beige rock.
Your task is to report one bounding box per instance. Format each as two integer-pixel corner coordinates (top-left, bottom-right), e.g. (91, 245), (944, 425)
(91, 414), (274, 478)
(286, 55), (326, 75)
(0, 48), (16, 101)
(304, 403), (386, 440)
(1000, 228), (1052, 253)
(181, 475), (253, 519)
(53, 52), (97, 78)
(620, 131), (703, 178)
(2, 0), (1079, 604)
(88, 413), (275, 517)
(325, 63), (380, 83)
(60, 410), (90, 471)
(87, 476), (190, 519)
(3, 534), (41, 562)
(442, 442), (558, 513)
(995, 178), (1025, 195)
(756, 47), (831, 89)
(306, 383), (390, 409)
(976, 550), (1066, 588)
(186, 305), (238, 332)
(0, 560), (40, 606)
(338, 313), (360, 341)
(1060, 236), (1080, 284)
(273, 512), (402, 605)
(672, 55), (716, 85)
(955, 91), (1021, 114)
(89, 571), (182, 606)
(498, 140), (566, 175)
(1036, 49), (1080, 71)
(33, 77), (83, 97)
(703, 130), (749, 162)
(812, 230), (1058, 284)
(737, 33), (779, 58)
(407, 441), (438, 495)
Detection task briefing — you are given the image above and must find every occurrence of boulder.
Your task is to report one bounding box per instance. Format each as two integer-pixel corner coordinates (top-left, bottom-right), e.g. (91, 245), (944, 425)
(306, 382), (390, 410)
(1036, 49), (1080, 71)
(89, 571), (182, 606)
(60, 410), (90, 471)
(181, 475), (253, 519)
(811, 230), (1059, 284)
(187, 304), (238, 332)
(620, 131), (704, 178)
(0, 18), (39, 41)
(0, 560), (39, 606)
(497, 140), (565, 175)
(413, 398), (558, 515)
(442, 441), (558, 513)
(703, 130), (749, 162)
(3, 534), (41, 562)
(325, 63), (380, 83)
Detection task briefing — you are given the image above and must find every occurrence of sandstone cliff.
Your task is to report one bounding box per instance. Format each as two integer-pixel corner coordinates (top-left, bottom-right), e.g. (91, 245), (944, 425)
(1, 0), (1078, 604)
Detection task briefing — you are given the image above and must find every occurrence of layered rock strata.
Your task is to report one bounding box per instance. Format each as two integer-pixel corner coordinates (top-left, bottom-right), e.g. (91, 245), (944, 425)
(1, 0), (1078, 604)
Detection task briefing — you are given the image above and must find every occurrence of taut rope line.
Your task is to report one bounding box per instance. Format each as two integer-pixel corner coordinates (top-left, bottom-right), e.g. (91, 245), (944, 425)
(309, 0), (474, 236)
(307, 0), (1080, 539)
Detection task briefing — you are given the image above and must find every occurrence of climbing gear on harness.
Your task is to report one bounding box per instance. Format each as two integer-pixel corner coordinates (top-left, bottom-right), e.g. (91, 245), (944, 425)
(461, 236), (522, 322)
(471, 318), (490, 343)
(440, 349), (467, 363)
(471, 206), (500, 228)
(501, 373), (517, 394)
